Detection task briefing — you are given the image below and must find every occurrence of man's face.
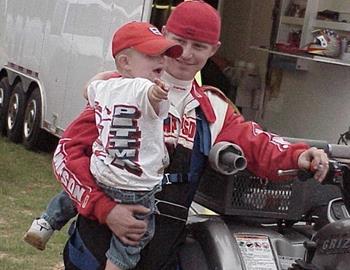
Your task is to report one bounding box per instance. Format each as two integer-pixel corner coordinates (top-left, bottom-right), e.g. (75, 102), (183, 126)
(163, 30), (220, 81)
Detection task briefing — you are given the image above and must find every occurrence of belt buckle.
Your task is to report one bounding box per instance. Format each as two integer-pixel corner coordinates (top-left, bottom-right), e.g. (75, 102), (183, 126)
(164, 173), (172, 185)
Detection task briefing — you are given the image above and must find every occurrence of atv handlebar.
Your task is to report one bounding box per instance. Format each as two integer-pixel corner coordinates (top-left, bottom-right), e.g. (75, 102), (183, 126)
(279, 159), (350, 213)
(278, 160), (347, 185)
(284, 137), (350, 159)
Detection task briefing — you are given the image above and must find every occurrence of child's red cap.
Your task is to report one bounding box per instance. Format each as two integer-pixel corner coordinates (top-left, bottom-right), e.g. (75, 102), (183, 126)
(112, 21), (183, 58)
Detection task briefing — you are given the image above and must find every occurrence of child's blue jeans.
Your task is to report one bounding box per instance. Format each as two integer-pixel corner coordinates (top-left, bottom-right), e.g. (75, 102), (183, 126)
(98, 182), (161, 270)
(42, 185), (160, 270)
(41, 190), (77, 230)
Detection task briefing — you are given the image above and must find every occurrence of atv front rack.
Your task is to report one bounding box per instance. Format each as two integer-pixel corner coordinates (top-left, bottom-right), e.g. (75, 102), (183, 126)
(195, 168), (323, 221)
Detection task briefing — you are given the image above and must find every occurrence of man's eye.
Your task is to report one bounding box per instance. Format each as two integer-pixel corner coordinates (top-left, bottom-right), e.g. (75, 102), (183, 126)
(194, 44), (205, 50)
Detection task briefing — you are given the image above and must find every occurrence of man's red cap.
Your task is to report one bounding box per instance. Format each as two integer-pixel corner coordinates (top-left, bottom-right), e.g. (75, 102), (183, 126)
(112, 21), (183, 58)
(166, 0), (221, 45)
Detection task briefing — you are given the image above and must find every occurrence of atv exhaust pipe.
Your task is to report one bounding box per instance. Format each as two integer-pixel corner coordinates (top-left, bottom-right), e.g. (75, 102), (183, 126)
(209, 142), (247, 175)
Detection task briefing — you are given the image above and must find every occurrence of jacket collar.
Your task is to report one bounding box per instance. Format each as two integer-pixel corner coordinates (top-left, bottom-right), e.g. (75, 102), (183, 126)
(191, 81), (216, 123)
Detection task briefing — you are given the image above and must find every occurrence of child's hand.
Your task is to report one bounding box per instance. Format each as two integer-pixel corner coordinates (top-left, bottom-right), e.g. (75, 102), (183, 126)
(154, 78), (167, 92)
(148, 79), (169, 115)
(148, 79), (169, 104)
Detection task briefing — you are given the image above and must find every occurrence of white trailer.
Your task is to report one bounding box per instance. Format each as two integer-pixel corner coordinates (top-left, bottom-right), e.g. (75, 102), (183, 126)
(0, 0), (154, 149)
(0, 0), (275, 150)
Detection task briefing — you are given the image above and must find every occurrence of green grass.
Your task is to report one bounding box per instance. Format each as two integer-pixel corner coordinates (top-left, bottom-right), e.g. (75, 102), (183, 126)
(0, 136), (67, 269)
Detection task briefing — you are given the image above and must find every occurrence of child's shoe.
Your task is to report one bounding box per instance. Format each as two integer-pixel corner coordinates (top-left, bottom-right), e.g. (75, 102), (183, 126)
(24, 218), (54, 250)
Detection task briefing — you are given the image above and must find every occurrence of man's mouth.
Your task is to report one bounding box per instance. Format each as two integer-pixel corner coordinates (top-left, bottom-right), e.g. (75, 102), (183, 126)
(175, 59), (194, 66)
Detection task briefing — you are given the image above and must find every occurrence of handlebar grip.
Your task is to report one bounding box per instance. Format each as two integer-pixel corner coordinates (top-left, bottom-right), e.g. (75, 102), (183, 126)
(297, 169), (314, 182)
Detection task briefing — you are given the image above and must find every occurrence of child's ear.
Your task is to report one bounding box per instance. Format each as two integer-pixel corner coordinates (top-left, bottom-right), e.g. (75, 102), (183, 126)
(115, 54), (130, 70)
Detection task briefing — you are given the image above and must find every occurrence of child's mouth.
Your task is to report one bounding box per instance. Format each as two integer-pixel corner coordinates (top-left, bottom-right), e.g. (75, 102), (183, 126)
(153, 68), (163, 75)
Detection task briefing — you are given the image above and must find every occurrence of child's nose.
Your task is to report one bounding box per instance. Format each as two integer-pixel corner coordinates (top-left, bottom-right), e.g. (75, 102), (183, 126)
(158, 55), (165, 63)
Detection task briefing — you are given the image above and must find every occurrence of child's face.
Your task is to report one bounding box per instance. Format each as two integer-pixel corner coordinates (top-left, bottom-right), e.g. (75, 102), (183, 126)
(127, 50), (165, 81)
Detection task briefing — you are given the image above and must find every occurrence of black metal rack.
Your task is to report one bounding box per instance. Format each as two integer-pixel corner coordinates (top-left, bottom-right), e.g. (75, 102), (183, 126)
(195, 168), (311, 221)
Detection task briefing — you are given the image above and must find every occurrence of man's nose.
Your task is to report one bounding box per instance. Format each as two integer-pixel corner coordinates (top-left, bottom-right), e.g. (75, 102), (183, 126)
(181, 45), (193, 59)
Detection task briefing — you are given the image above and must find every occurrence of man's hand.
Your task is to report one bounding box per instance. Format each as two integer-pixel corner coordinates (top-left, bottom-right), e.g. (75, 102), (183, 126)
(106, 204), (149, 246)
(298, 147), (329, 182)
(83, 71), (118, 99)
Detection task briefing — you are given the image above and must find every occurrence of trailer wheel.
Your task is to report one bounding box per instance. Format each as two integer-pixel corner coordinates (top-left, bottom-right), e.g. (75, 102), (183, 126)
(0, 77), (10, 135)
(23, 87), (44, 150)
(6, 82), (26, 143)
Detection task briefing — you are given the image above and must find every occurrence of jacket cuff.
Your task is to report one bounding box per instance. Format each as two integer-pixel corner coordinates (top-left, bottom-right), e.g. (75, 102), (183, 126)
(94, 196), (117, 224)
(293, 148), (308, 168)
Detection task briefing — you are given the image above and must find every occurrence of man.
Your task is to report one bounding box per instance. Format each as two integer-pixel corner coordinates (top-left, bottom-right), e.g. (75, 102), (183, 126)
(56, 1), (329, 269)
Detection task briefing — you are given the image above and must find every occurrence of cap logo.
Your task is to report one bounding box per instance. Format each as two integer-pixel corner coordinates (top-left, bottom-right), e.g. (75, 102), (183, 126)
(149, 26), (162, 36)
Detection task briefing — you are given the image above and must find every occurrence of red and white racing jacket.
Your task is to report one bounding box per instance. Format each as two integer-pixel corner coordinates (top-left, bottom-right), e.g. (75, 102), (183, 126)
(52, 82), (308, 224)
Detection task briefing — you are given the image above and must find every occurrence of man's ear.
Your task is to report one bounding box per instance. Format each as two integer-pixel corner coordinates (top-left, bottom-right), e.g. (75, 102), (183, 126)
(210, 41), (221, 57)
(161, 26), (167, 36)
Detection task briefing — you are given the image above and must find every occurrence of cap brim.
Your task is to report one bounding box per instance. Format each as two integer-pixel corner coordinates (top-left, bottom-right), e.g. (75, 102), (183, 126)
(134, 39), (183, 58)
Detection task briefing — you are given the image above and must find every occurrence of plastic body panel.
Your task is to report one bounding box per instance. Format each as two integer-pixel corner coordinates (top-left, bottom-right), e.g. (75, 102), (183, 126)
(183, 215), (312, 270)
(311, 219), (350, 270)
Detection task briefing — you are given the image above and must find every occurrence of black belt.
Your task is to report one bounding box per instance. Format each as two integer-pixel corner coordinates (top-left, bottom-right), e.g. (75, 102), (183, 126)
(162, 173), (189, 185)
(155, 199), (188, 222)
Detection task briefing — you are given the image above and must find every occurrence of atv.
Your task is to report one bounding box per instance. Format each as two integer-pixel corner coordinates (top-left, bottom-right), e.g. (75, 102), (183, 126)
(179, 139), (350, 270)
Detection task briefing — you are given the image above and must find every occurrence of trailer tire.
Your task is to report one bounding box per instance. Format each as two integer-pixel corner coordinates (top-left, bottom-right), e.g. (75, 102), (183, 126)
(0, 77), (11, 135)
(6, 82), (26, 143)
(23, 87), (45, 150)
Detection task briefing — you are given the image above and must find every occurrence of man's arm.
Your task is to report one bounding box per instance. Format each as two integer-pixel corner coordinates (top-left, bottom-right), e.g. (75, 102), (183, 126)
(53, 106), (147, 244)
(208, 94), (328, 181)
(52, 106), (116, 222)
(83, 71), (120, 100)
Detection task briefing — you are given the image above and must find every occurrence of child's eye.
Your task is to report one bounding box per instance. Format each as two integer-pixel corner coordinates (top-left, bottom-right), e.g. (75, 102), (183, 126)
(174, 38), (186, 46)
